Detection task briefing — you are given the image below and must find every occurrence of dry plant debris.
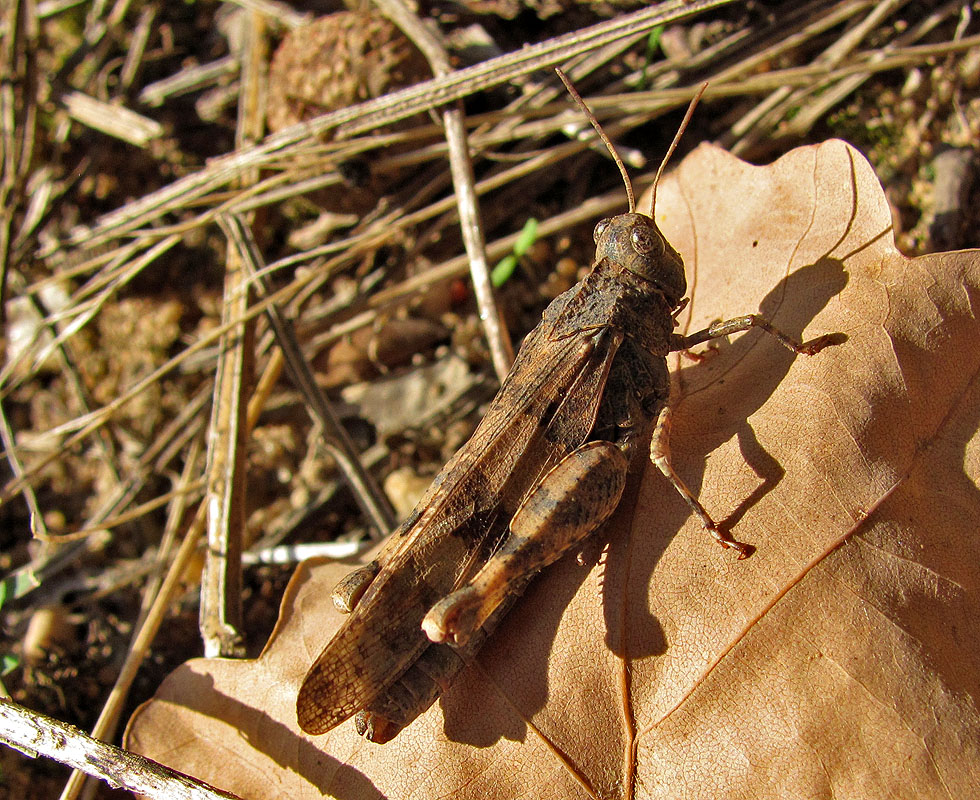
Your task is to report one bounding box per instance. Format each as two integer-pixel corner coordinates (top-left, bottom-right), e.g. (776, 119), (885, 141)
(0, 0), (979, 797)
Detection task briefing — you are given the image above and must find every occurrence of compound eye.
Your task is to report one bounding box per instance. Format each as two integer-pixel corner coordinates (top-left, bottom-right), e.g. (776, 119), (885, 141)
(630, 226), (662, 255)
(593, 218), (611, 244)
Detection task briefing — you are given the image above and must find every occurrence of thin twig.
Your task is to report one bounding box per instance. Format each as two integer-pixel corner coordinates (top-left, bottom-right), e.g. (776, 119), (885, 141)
(373, 0), (514, 378)
(0, 698), (240, 800)
(139, 55), (240, 108)
(198, 228), (250, 658)
(61, 91), (164, 147)
(198, 9), (269, 662)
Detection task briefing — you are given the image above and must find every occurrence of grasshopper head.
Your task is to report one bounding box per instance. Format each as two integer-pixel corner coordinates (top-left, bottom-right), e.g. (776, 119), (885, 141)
(554, 69), (701, 310)
(593, 212), (687, 306)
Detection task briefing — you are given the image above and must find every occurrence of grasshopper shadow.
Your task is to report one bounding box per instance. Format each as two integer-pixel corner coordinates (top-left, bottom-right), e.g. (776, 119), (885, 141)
(601, 254), (848, 660)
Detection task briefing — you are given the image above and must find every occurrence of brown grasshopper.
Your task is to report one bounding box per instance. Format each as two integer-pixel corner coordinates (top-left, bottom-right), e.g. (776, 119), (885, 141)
(296, 73), (835, 743)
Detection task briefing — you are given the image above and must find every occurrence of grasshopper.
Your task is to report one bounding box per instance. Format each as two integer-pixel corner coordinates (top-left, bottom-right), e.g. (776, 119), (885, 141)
(296, 74), (835, 743)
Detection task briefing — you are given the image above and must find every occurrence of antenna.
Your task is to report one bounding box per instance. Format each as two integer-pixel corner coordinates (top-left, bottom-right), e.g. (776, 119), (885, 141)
(649, 82), (708, 217)
(555, 68), (635, 214)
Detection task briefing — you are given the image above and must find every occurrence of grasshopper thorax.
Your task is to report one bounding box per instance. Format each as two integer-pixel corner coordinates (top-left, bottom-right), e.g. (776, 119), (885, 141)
(593, 212), (687, 307)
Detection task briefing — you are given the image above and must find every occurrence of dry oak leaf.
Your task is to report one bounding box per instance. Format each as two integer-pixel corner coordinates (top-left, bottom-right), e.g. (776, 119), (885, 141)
(126, 140), (980, 799)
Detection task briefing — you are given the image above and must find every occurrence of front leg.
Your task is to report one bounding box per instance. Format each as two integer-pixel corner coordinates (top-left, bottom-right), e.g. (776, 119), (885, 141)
(660, 313), (834, 556)
(422, 440), (629, 648)
(671, 314), (835, 356)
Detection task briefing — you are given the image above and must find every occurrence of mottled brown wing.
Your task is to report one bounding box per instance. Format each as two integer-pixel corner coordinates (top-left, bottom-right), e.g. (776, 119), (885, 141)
(297, 317), (623, 735)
